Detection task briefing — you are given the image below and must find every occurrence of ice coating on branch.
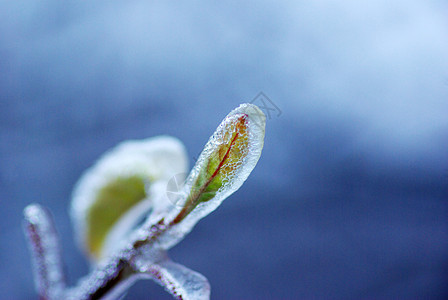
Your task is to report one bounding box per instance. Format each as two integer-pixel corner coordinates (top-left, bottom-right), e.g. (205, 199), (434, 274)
(71, 136), (188, 261)
(64, 256), (137, 300)
(65, 249), (210, 300)
(155, 103), (266, 249)
(23, 204), (66, 299)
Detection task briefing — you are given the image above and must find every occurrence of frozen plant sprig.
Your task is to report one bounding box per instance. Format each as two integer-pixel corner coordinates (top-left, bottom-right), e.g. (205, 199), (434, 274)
(23, 103), (266, 300)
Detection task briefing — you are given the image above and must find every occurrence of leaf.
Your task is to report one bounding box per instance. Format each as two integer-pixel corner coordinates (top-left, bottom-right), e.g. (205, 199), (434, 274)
(133, 254), (211, 300)
(71, 136), (188, 261)
(172, 113), (252, 224)
(86, 175), (146, 258)
(153, 103), (265, 250)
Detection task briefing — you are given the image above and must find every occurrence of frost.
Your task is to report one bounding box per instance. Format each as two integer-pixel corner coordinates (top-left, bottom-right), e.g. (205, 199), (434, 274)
(153, 103), (266, 249)
(23, 204), (65, 299)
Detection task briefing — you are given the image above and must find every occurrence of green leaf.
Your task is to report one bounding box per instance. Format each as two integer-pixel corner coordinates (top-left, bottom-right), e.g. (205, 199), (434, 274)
(86, 175), (147, 258)
(71, 136), (188, 262)
(171, 105), (263, 225)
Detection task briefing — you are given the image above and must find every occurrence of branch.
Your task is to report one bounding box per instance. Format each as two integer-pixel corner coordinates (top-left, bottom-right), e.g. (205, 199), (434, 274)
(65, 257), (136, 300)
(23, 205), (209, 300)
(23, 204), (66, 300)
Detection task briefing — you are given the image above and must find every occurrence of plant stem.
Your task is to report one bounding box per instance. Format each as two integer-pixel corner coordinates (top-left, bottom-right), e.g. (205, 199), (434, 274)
(23, 204), (66, 300)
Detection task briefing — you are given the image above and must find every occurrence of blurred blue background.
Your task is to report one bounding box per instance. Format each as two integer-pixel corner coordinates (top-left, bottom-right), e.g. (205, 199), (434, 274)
(1, 0), (447, 299)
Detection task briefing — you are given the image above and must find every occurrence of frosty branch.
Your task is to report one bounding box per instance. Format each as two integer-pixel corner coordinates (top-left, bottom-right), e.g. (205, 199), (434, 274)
(23, 103), (266, 300)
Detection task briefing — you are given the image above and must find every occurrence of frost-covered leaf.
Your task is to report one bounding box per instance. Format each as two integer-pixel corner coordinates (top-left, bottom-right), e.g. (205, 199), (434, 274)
(132, 253), (210, 300)
(71, 136), (188, 261)
(141, 259), (210, 300)
(148, 103), (265, 250)
(175, 103), (265, 223)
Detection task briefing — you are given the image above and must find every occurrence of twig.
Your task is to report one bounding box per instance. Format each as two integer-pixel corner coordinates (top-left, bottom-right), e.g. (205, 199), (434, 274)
(23, 204), (66, 300)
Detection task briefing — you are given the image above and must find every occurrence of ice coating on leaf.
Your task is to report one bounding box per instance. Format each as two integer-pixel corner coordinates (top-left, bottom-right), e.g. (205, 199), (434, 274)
(155, 103), (265, 249)
(71, 136), (188, 261)
(132, 253), (211, 300)
(144, 259), (211, 300)
(23, 204), (66, 299)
